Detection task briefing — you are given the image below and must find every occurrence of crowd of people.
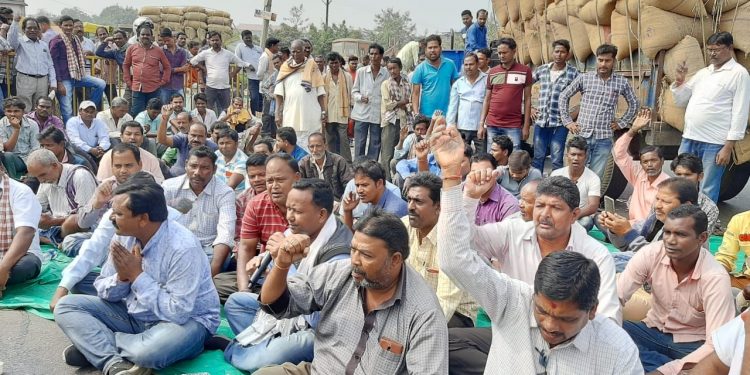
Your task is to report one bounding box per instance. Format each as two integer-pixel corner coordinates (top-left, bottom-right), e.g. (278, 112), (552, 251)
(1, 6), (750, 375)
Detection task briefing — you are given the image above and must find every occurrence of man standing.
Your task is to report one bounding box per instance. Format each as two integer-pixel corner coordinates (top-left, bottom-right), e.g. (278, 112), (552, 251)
(163, 146), (235, 276)
(460, 10), (473, 45)
(550, 137), (601, 230)
(95, 30), (130, 105)
(235, 30), (263, 116)
(54, 176), (220, 375)
(274, 39), (326, 151)
(352, 43), (389, 160)
(298, 132), (353, 202)
(191, 32), (250, 115)
(159, 28), (190, 105)
(380, 57), (412, 181)
(323, 51), (353, 162)
(123, 24), (171, 117)
(257, 37), (280, 84)
(479, 37), (532, 152)
(66, 101), (110, 161)
(465, 9), (488, 52)
(447, 53), (487, 152)
(672, 31), (750, 203)
(8, 15), (56, 112)
(37, 16), (56, 43)
(49, 15), (105, 124)
(531, 39), (580, 171)
(559, 44), (639, 178)
(97, 121), (164, 183)
(412, 35), (460, 120)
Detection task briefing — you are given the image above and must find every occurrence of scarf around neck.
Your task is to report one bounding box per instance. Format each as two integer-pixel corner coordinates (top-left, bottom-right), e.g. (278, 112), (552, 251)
(60, 34), (86, 80)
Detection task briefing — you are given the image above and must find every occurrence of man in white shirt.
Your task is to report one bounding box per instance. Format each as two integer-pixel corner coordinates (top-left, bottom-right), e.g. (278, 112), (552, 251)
(550, 136), (601, 230)
(95, 97), (133, 139)
(190, 32), (250, 115)
(235, 30), (263, 116)
(447, 52), (488, 153)
(692, 313), (750, 374)
(65, 100), (110, 162)
(671, 31), (750, 203)
(351, 43), (389, 160)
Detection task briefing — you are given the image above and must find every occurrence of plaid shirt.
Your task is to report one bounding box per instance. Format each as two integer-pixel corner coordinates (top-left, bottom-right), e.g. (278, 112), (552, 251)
(559, 71), (639, 139)
(532, 63), (579, 128)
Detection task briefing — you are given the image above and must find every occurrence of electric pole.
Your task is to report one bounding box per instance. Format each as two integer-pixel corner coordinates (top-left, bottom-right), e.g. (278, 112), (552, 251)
(322, 0), (332, 29)
(261, 0), (272, 48)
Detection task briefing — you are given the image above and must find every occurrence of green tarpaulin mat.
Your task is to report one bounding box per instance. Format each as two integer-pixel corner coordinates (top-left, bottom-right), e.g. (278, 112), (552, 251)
(0, 246), (245, 375)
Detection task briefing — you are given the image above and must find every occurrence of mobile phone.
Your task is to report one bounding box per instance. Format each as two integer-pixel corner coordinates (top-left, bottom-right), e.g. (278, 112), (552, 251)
(604, 196), (616, 214)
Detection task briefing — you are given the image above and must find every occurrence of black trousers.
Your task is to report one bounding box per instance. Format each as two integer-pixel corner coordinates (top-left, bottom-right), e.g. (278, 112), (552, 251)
(7, 253), (42, 285)
(448, 327), (492, 375)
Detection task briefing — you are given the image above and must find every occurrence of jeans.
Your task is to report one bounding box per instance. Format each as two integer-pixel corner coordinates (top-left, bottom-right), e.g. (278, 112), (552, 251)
(325, 122), (351, 162)
(129, 90), (160, 118)
(159, 88), (184, 107)
(7, 253), (41, 285)
(583, 136), (613, 178)
(533, 125), (569, 171)
(459, 129), (485, 154)
(70, 271), (100, 295)
(623, 320), (704, 372)
(486, 127), (521, 152)
(380, 122), (400, 181)
(261, 98), (277, 138)
(354, 121), (381, 160)
(57, 76), (106, 124)
(578, 216), (595, 232)
(679, 138), (725, 203)
(248, 79), (262, 115)
(224, 291), (262, 335)
(54, 295), (210, 371)
(205, 87), (231, 115)
(60, 231), (91, 257)
(614, 251), (635, 273)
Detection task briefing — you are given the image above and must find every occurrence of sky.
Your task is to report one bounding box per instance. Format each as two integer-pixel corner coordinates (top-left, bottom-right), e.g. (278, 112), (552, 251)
(28, 0), (494, 33)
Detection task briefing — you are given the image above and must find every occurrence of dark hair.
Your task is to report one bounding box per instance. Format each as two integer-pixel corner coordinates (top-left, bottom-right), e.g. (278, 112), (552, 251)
(407, 172), (442, 204)
(246, 152), (268, 168)
(566, 136), (588, 153)
(22, 17), (39, 30)
(137, 23), (153, 36)
(217, 128), (239, 143)
(464, 52), (479, 64)
(120, 120), (144, 135)
(638, 145), (663, 160)
(552, 39), (571, 52)
(666, 204), (708, 235)
(388, 56), (403, 69)
(326, 51), (343, 63)
(176, 31), (186, 38)
(354, 159), (386, 184)
(188, 145), (218, 164)
(37, 16), (50, 25)
(477, 9), (488, 16)
(38, 126), (66, 144)
(280, 46), (290, 56)
(707, 31), (733, 47)
(471, 152), (499, 169)
(353, 208), (410, 259)
(241, 30), (253, 38)
(492, 135), (513, 153)
(36, 96), (53, 106)
(170, 93), (184, 103)
(146, 98), (163, 111)
(368, 43), (385, 55)
(3, 96), (25, 110)
(207, 31), (222, 40)
(113, 30), (127, 39)
(254, 137), (274, 152)
(193, 92), (208, 103)
(266, 152), (300, 173)
(658, 177), (699, 204)
(348, 55), (359, 62)
(413, 115), (430, 127)
(670, 153), (703, 175)
(307, 132), (325, 143)
(498, 37), (517, 50)
(464, 143), (474, 159)
(595, 44), (618, 58)
(476, 48), (492, 59)
(211, 122), (230, 133)
(112, 171), (167, 221)
(292, 178), (334, 214)
(187, 41), (201, 49)
(461, 9), (472, 17)
(159, 27), (173, 37)
(508, 150), (532, 170)
(265, 37), (280, 48)
(57, 15), (74, 25)
(277, 126), (298, 146)
(111, 142), (141, 164)
(537, 175), (580, 210)
(534, 251), (600, 311)
(425, 34), (442, 46)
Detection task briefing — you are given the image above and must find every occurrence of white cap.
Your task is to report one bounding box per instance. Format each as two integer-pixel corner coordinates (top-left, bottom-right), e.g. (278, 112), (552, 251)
(78, 100), (96, 110)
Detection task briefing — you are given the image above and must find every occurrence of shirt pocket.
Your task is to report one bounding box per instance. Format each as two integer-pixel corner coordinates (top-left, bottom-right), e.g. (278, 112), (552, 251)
(373, 345), (403, 374)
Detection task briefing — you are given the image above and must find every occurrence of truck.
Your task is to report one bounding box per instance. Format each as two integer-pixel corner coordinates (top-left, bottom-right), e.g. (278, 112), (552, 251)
(491, 0), (750, 202)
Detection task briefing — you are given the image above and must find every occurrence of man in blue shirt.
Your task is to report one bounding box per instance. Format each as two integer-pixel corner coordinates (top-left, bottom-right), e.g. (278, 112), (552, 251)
(157, 104), (217, 176)
(275, 126), (309, 161)
(465, 9), (488, 52)
(411, 34), (460, 119)
(54, 173), (220, 375)
(341, 159), (407, 230)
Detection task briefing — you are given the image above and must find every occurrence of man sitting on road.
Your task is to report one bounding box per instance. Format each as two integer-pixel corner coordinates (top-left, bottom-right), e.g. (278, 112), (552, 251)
(550, 136), (601, 230)
(97, 121), (164, 183)
(341, 159), (408, 230)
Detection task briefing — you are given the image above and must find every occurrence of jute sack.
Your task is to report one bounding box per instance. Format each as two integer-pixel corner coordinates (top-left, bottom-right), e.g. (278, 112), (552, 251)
(547, 1), (569, 24)
(144, 15), (161, 24)
(720, 3), (750, 54)
(161, 7), (183, 15)
(508, 0), (521, 22)
(161, 22), (183, 32)
(535, 0), (553, 13)
(616, 0), (708, 18)
(706, 0), (750, 15)
(521, 0), (536, 21)
(160, 13), (183, 23)
(183, 20), (208, 30)
(524, 19), (544, 65)
(510, 22), (531, 64)
(561, 16), (593, 61)
(663, 36), (705, 83)
(494, 0), (509, 25)
(206, 9), (231, 18)
(207, 16), (231, 26)
(207, 25), (233, 34)
(184, 6), (205, 13)
(139, 6), (161, 16)
(610, 10), (638, 60)
(580, 0), (616, 25)
(640, 6), (711, 60)
(659, 86), (685, 131)
(567, 0), (591, 16)
(197, 28), (206, 41)
(584, 22), (612, 55)
(184, 12), (208, 22)
(184, 26), (197, 40)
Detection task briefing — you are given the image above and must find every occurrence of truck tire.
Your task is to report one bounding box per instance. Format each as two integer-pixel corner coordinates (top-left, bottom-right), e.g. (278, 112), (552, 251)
(602, 154), (628, 199)
(719, 161), (750, 202)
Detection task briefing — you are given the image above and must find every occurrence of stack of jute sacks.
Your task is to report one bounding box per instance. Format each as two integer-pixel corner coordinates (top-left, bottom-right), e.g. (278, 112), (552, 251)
(137, 6), (233, 43)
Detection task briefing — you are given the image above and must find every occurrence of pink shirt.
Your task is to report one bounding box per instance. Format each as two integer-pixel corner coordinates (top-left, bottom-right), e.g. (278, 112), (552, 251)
(96, 147), (164, 183)
(613, 132), (669, 222)
(618, 241), (735, 374)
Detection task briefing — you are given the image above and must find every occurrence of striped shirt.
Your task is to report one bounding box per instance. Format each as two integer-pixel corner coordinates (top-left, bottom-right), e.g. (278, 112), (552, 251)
(37, 164), (97, 217)
(215, 149), (248, 193)
(240, 191), (288, 246)
(532, 63), (579, 128)
(559, 71), (639, 139)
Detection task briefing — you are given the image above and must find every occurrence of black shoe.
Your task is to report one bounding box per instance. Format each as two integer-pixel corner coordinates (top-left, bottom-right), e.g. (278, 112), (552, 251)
(106, 360), (152, 375)
(204, 335), (232, 351)
(63, 345), (91, 367)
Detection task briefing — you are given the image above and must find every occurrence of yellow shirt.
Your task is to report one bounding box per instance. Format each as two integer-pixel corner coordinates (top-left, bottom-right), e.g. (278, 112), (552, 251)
(715, 211), (750, 275)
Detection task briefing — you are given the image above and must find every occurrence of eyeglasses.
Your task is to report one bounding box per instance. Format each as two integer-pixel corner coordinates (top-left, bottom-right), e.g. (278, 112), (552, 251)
(707, 46), (726, 55)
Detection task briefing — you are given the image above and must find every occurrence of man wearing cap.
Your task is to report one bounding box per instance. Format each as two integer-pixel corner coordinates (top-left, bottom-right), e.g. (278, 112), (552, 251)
(123, 23), (171, 117)
(66, 101), (110, 161)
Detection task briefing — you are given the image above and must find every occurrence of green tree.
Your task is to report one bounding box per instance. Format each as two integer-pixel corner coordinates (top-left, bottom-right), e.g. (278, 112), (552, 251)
(59, 7), (93, 22)
(95, 5), (138, 27)
(308, 20), (363, 56)
(273, 4), (309, 44)
(367, 8), (416, 52)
